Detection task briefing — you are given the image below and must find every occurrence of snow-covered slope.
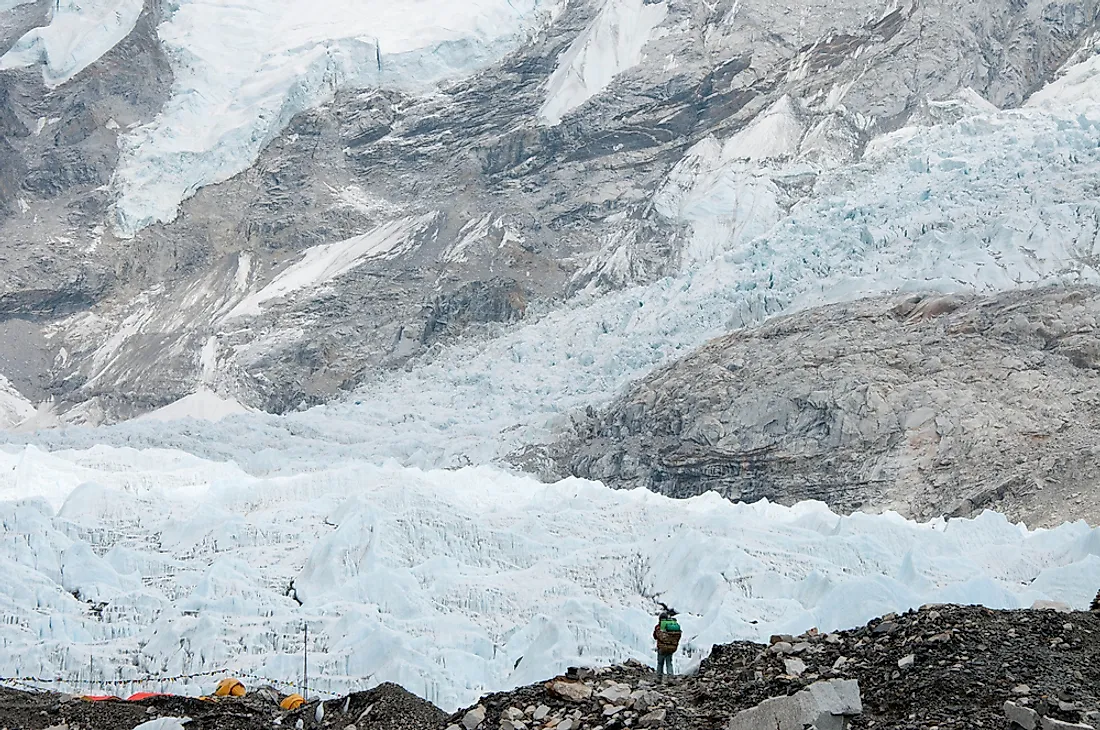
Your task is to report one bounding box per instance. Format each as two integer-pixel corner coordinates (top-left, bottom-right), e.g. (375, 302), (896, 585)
(539, 0), (668, 125)
(0, 375), (34, 430)
(137, 390), (252, 423)
(2, 444), (1098, 711)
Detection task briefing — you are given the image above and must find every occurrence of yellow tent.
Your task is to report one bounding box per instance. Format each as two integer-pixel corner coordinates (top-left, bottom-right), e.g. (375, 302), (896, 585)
(214, 678), (246, 697)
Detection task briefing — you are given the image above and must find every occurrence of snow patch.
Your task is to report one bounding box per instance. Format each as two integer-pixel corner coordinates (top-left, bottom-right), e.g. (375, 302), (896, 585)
(224, 214), (435, 320)
(539, 0), (668, 125)
(0, 0), (144, 87)
(137, 390), (251, 423)
(0, 375), (35, 431)
(721, 94), (805, 162)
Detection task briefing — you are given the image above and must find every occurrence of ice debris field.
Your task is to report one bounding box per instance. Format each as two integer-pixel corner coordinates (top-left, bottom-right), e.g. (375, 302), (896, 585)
(3, 445), (1100, 711)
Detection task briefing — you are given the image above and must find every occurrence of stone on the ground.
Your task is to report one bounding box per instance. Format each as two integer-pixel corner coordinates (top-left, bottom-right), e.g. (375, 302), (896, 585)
(502, 708), (524, 721)
(1031, 600), (1073, 612)
(639, 709), (667, 727)
(598, 683), (633, 703)
(769, 642), (794, 655)
(1004, 701), (1039, 730)
(548, 680), (593, 702)
(1041, 718), (1095, 730)
(632, 690), (664, 713)
(533, 705), (551, 720)
(897, 654), (915, 669)
(461, 705), (486, 730)
(725, 679), (862, 730)
(784, 658), (807, 677)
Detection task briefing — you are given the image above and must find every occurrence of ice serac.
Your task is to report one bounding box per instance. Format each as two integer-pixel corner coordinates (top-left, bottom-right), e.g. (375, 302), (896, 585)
(539, 0), (668, 125)
(0, 0), (144, 86)
(110, 0), (563, 235)
(1, 445), (1100, 710)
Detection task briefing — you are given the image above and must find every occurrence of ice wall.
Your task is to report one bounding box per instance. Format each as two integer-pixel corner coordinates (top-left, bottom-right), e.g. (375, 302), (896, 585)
(1, 445), (1097, 710)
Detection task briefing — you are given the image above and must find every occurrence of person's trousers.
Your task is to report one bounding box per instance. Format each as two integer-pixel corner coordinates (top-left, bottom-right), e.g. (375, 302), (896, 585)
(656, 652), (673, 677)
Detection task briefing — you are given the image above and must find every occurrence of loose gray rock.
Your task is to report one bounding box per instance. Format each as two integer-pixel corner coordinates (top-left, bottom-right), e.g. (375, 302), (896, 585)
(725, 679), (862, 730)
(461, 705), (486, 730)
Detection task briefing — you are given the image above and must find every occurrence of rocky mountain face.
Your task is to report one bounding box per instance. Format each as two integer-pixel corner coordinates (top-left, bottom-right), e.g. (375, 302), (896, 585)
(1, 0), (1098, 422)
(553, 287), (1100, 528)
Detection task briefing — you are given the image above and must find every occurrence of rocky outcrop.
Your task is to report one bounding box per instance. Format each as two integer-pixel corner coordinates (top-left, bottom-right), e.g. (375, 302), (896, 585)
(556, 287), (1100, 527)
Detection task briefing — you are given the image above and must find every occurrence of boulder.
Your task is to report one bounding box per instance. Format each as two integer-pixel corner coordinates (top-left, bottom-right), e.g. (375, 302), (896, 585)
(784, 658), (807, 677)
(1004, 701), (1038, 730)
(547, 681), (593, 702)
(726, 679), (862, 730)
(461, 705), (486, 730)
(639, 709), (667, 728)
(1041, 719), (1095, 730)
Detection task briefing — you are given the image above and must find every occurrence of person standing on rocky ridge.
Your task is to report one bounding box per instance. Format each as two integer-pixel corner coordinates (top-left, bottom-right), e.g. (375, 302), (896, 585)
(653, 610), (682, 682)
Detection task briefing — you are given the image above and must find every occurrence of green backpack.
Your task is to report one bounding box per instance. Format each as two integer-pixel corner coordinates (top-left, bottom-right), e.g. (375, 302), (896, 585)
(660, 619), (680, 633)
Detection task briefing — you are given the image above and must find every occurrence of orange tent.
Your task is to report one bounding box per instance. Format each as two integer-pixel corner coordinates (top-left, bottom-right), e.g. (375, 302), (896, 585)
(214, 678), (246, 697)
(80, 695), (120, 702)
(127, 692), (167, 701)
(280, 693), (305, 710)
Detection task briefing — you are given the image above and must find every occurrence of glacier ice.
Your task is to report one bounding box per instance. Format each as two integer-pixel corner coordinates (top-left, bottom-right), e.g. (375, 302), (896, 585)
(0, 0), (144, 86)
(539, 0), (668, 125)
(109, 0), (563, 235)
(1, 444), (1099, 710)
